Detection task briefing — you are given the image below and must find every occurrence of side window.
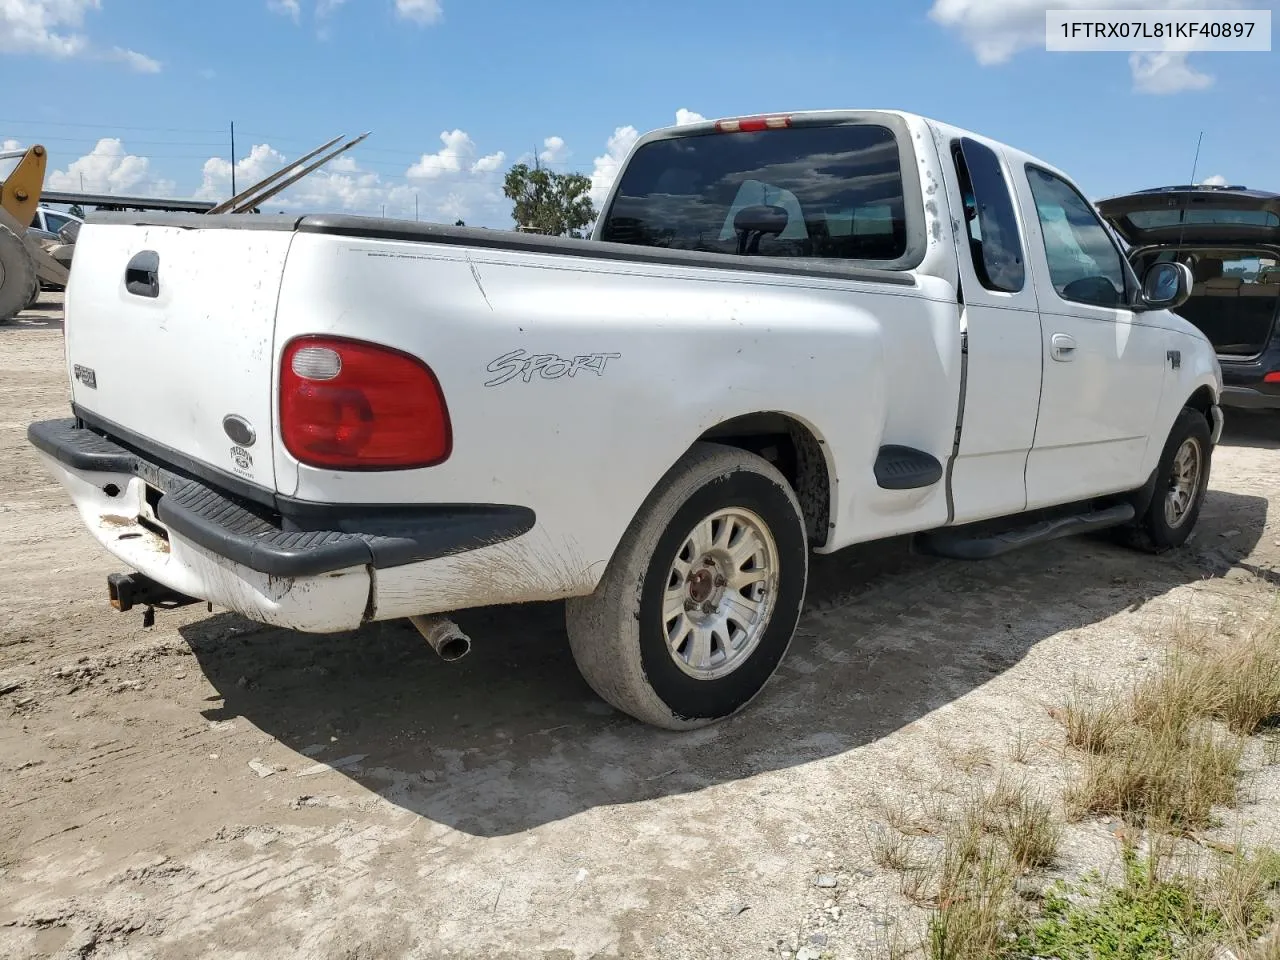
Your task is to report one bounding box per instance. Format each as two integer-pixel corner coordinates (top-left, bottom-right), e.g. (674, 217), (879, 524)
(44, 213), (72, 233)
(1025, 166), (1128, 309)
(951, 138), (1025, 293)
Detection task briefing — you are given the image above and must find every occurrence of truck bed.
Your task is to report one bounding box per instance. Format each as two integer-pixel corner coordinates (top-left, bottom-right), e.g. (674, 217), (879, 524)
(91, 210), (918, 287)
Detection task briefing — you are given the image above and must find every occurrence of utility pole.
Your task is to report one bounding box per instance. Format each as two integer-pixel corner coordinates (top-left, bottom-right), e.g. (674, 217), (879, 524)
(79, 173), (84, 191)
(381, 204), (386, 218)
(230, 121), (237, 197)
(415, 193), (419, 221)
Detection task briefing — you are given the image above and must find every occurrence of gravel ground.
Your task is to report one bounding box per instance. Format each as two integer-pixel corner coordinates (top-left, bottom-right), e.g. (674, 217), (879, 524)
(2, 292), (1278, 959)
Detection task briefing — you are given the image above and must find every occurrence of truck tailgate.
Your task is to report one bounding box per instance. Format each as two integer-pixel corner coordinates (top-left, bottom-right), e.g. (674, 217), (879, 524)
(63, 222), (293, 493)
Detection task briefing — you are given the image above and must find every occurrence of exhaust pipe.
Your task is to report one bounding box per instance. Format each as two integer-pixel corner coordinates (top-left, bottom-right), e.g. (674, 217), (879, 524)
(408, 615), (472, 662)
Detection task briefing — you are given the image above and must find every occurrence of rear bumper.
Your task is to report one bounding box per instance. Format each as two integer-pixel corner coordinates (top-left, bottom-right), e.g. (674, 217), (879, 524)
(27, 418), (536, 632)
(1220, 385), (1280, 411)
(1219, 349), (1280, 410)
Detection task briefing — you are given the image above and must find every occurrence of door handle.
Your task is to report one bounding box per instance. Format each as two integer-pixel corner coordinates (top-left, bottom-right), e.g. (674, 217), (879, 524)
(124, 249), (160, 298)
(1050, 333), (1077, 362)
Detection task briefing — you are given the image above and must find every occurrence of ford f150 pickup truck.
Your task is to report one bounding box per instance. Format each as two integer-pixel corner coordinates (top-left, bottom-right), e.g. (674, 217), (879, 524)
(28, 109), (1224, 730)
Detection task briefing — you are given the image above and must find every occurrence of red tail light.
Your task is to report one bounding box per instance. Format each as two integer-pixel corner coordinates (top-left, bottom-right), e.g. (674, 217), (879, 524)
(715, 115), (792, 133)
(1264, 372), (1280, 383)
(280, 335), (451, 470)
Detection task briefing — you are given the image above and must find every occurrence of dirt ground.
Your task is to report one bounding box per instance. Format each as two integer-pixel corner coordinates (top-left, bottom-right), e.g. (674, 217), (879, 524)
(3, 292), (1280, 960)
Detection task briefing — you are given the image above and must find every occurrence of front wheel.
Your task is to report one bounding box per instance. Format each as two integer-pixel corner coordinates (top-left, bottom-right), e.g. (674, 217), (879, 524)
(565, 442), (809, 730)
(1121, 406), (1212, 553)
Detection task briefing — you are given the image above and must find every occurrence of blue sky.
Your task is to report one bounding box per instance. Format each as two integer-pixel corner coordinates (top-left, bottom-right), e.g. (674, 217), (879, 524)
(1, 0), (1276, 227)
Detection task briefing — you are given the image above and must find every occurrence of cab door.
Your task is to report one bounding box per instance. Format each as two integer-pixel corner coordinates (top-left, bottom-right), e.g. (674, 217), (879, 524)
(940, 135), (1044, 524)
(1013, 163), (1170, 508)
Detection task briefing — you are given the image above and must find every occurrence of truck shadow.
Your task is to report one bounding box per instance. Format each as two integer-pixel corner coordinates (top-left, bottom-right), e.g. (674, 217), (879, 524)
(182, 488), (1267, 839)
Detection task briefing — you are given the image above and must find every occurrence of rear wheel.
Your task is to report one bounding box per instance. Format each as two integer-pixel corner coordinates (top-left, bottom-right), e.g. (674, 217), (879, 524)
(1120, 406), (1212, 553)
(565, 442), (809, 730)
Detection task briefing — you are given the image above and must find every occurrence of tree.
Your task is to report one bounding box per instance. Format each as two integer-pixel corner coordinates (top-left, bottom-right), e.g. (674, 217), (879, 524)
(454, 219), (466, 227)
(503, 161), (595, 238)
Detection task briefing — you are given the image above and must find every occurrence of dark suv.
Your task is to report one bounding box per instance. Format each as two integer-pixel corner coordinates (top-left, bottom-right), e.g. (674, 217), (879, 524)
(1097, 184), (1280, 410)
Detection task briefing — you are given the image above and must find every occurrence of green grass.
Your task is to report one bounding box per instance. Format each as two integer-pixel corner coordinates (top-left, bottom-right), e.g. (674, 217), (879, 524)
(1016, 844), (1276, 960)
(876, 607), (1280, 960)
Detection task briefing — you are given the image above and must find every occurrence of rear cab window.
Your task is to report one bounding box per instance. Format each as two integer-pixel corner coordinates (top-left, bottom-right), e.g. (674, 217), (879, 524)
(598, 120), (921, 268)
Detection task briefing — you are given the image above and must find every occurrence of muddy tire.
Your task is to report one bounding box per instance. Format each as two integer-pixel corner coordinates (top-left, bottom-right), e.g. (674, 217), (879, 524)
(1119, 406), (1212, 553)
(0, 225), (38, 323)
(565, 442), (808, 730)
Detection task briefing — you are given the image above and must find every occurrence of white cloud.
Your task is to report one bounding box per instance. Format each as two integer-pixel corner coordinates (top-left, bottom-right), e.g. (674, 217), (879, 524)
(396, 0), (442, 24)
(675, 109), (706, 126)
(268, 0), (301, 20)
(538, 136), (568, 165)
(1199, 173), (1228, 186)
(0, 140), (25, 181)
(407, 129), (482, 179)
(0, 0), (161, 70)
(109, 46), (161, 72)
(589, 125), (639, 208)
(189, 129), (507, 225)
(929, 0), (1234, 91)
(472, 151), (505, 173)
(46, 138), (175, 195)
(195, 143), (288, 200)
(269, 0), (442, 25)
(0, 0), (93, 57)
(1129, 50), (1214, 94)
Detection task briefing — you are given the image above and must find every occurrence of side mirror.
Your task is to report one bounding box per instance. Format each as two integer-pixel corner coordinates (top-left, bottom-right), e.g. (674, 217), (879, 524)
(1141, 261), (1192, 310)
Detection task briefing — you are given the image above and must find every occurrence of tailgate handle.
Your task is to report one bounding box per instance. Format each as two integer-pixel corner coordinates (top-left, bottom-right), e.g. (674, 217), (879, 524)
(125, 250), (160, 298)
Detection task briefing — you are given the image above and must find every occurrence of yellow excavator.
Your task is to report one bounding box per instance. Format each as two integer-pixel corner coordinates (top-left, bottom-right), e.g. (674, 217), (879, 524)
(0, 144), (72, 322)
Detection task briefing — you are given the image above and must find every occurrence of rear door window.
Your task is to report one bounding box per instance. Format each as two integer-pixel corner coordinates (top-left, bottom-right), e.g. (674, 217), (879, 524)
(952, 137), (1025, 293)
(599, 124), (908, 262)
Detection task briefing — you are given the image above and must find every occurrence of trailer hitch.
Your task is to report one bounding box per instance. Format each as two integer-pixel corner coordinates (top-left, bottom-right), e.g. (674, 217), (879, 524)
(107, 573), (199, 627)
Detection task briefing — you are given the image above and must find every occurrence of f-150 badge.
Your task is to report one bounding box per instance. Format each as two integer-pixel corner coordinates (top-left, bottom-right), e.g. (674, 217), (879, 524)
(484, 349), (621, 387)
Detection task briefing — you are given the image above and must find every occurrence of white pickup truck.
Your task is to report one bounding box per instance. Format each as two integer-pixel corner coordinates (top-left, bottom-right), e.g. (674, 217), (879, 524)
(29, 109), (1224, 730)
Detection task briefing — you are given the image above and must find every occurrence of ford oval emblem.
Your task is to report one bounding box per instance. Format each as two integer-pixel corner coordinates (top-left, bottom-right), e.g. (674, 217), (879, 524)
(222, 415), (256, 447)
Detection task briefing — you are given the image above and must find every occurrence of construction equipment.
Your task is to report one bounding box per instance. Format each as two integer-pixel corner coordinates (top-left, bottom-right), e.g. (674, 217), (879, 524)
(0, 145), (71, 322)
(0, 132), (370, 322)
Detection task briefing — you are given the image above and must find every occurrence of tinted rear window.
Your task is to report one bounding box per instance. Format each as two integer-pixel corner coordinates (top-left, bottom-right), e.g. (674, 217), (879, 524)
(599, 124), (907, 261)
(1128, 208), (1280, 229)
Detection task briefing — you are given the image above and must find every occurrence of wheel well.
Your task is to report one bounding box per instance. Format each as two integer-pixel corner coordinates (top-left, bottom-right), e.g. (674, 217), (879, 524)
(697, 413), (832, 548)
(1185, 385), (1215, 430)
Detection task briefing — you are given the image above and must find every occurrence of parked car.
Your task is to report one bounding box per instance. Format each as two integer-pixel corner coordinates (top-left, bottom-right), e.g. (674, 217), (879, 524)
(28, 109), (1223, 729)
(26, 205), (81, 293)
(1097, 184), (1280, 410)
(29, 204), (82, 246)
